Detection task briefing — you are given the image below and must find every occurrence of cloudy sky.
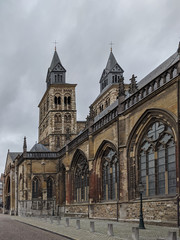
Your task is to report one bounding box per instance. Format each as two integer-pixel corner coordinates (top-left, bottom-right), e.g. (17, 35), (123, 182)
(0, 0), (180, 174)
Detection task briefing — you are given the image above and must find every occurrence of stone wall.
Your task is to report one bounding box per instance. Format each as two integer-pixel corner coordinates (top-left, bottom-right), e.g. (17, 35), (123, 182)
(122, 198), (177, 225)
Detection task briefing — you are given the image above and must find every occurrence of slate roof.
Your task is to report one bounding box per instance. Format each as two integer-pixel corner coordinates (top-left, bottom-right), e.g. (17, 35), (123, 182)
(30, 143), (51, 152)
(9, 152), (22, 162)
(105, 52), (118, 71)
(138, 51), (180, 89)
(49, 50), (62, 71)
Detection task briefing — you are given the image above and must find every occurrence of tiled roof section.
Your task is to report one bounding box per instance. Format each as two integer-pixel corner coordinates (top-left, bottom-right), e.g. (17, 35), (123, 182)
(9, 152), (22, 162)
(138, 52), (179, 89)
(49, 50), (62, 71)
(30, 143), (51, 152)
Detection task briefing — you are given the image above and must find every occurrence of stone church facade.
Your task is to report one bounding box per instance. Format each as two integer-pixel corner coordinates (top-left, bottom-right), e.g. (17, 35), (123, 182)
(3, 43), (180, 226)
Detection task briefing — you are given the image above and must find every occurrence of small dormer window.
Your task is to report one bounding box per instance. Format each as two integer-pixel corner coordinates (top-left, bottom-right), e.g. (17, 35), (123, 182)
(58, 74), (60, 81)
(60, 75), (62, 82)
(55, 75), (57, 82)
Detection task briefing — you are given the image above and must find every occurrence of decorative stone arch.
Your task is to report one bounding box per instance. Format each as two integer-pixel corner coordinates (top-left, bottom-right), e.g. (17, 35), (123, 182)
(127, 108), (178, 200)
(70, 149), (89, 203)
(93, 140), (119, 202)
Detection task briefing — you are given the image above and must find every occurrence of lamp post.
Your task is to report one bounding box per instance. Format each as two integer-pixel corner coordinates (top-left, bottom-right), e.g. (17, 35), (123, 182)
(138, 182), (145, 229)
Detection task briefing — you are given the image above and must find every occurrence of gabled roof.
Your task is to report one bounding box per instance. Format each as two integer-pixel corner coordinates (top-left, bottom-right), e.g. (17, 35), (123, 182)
(30, 143), (51, 152)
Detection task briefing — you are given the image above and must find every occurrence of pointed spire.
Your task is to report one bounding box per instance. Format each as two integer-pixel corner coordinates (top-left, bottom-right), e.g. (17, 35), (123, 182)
(23, 136), (27, 153)
(105, 51), (118, 71)
(50, 50), (62, 70)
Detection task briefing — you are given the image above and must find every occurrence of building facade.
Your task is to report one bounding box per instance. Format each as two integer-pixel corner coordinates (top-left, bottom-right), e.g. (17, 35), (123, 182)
(3, 43), (180, 226)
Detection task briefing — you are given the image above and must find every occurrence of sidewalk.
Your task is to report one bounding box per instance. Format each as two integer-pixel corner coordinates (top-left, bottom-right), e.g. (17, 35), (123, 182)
(11, 215), (180, 240)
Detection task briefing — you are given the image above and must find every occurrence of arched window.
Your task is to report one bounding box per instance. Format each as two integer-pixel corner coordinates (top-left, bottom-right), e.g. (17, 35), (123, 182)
(54, 96), (61, 105)
(64, 96), (67, 105)
(58, 96), (61, 105)
(68, 96), (71, 105)
(54, 96), (57, 105)
(102, 148), (119, 200)
(73, 153), (89, 202)
(47, 177), (53, 199)
(32, 177), (40, 198)
(139, 122), (176, 197)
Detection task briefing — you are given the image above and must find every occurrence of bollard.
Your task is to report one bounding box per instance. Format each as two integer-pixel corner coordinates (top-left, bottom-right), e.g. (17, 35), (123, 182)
(66, 218), (69, 227)
(132, 227), (139, 240)
(167, 231), (177, 240)
(107, 223), (114, 236)
(76, 219), (80, 229)
(50, 217), (53, 224)
(90, 221), (95, 233)
(57, 217), (60, 225)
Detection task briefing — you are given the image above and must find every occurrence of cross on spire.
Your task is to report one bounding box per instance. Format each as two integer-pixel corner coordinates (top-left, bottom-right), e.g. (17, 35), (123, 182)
(53, 40), (58, 51)
(109, 41), (114, 52)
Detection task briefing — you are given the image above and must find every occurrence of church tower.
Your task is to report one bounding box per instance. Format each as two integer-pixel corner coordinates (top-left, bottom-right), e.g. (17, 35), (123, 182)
(38, 49), (78, 151)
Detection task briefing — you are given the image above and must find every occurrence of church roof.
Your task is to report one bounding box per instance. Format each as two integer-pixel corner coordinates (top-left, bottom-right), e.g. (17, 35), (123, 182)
(9, 152), (21, 162)
(138, 51), (180, 89)
(49, 50), (62, 71)
(30, 143), (51, 152)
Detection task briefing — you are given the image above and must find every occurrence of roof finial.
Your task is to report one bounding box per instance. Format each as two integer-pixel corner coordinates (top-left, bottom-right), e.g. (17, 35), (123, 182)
(53, 40), (58, 51)
(109, 41), (114, 52)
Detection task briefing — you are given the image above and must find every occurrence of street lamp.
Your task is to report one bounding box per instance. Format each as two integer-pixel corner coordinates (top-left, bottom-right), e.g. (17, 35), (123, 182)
(138, 182), (145, 229)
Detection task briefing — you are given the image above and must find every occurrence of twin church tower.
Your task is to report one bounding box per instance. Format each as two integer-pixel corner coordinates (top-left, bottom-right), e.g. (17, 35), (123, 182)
(38, 48), (124, 151)
(38, 49), (86, 151)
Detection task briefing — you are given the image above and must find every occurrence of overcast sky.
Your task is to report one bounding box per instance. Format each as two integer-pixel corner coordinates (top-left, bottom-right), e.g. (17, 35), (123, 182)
(0, 0), (180, 174)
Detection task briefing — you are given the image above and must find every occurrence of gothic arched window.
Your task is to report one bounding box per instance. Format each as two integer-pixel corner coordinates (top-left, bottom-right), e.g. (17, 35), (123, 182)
(102, 148), (119, 200)
(47, 177), (53, 199)
(32, 177), (40, 198)
(139, 122), (176, 197)
(74, 154), (89, 202)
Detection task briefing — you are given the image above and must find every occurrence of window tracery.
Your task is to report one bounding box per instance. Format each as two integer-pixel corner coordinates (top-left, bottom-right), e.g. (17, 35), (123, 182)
(32, 177), (40, 198)
(102, 148), (119, 201)
(74, 154), (89, 202)
(139, 122), (176, 196)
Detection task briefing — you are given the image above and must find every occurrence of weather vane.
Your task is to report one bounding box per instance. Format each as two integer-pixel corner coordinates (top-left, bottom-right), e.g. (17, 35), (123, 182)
(53, 40), (58, 51)
(109, 41), (114, 52)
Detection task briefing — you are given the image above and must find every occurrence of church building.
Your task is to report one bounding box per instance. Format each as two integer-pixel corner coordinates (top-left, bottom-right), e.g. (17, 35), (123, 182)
(3, 42), (180, 226)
